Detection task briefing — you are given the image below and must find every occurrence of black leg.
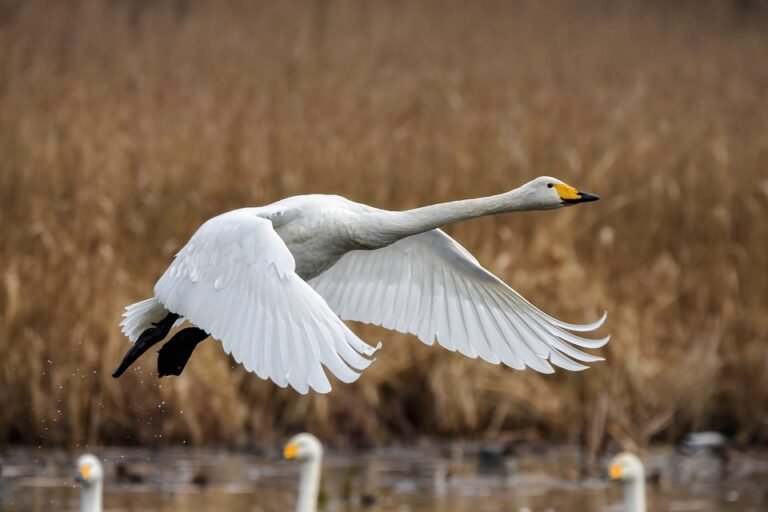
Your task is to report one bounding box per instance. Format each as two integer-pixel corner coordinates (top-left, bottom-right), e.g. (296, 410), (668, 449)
(112, 312), (179, 378)
(157, 327), (209, 377)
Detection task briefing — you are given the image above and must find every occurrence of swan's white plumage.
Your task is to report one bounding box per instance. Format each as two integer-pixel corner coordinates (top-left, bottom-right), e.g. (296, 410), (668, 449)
(120, 297), (170, 342)
(117, 177), (608, 394)
(284, 433), (324, 512)
(151, 209), (379, 394)
(610, 452), (647, 512)
(310, 229), (608, 373)
(76, 454), (103, 512)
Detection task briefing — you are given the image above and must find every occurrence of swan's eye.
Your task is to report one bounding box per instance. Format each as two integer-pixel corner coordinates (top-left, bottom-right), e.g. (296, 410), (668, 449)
(547, 183), (554, 188)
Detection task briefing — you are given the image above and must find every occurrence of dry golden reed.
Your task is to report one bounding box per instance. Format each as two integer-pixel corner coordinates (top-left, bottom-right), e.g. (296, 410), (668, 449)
(1, 0), (767, 448)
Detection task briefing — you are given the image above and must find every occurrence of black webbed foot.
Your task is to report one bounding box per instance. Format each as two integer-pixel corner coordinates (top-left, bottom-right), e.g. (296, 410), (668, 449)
(157, 327), (209, 377)
(112, 312), (179, 378)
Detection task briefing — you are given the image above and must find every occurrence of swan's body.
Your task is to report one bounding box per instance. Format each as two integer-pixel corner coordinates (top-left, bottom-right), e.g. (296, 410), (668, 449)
(284, 433), (324, 512)
(75, 454), (103, 512)
(609, 452), (646, 512)
(114, 176), (608, 393)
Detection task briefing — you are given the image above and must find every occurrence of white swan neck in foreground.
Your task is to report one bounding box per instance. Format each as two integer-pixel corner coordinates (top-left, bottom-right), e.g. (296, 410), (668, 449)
(75, 454), (103, 512)
(284, 433), (324, 512)
(610, 452), (646, 512)
(357, 179), (597, 248)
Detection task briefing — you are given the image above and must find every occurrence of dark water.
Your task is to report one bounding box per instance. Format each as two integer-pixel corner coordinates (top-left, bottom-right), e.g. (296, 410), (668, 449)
(1, 444), (766, 511)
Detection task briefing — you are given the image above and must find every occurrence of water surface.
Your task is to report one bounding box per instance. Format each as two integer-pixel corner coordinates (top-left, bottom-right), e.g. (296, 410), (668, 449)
(1, 444), (766, 511)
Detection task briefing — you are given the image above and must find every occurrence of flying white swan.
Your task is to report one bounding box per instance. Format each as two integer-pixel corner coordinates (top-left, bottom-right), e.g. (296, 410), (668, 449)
(113, 176), (608, 393)
(283, 433), (324, 512)
(75, 454), (103, 512)
(609, 452), (647, 512)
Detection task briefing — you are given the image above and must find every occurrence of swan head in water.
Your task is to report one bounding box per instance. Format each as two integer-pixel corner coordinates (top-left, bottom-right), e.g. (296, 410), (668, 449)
(609, 452), (646, 512)
(284, 433), (324, 512)
(76, 454), (104, 512)
(284, 432), (324, 462)
(609, 452), (644, 482)
(75, 454), (103, 487)
(517, 176), (600, 210)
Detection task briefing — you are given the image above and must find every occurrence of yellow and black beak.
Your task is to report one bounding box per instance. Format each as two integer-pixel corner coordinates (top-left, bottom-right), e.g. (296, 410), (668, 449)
(283, 442), (299, 460)
(554, 183), (600, 205)
(75, 464), (91, 484)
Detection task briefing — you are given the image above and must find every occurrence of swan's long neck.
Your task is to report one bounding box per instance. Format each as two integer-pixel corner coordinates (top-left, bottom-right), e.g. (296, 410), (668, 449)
(296, 455), (322, 512)
(358, 187), (535, 249)
(80, 482), (102, 512)
(623, 478), (646, 512)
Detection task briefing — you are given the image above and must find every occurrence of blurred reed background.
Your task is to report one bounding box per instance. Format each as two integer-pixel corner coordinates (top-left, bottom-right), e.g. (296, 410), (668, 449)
(0, 0), (767, 450)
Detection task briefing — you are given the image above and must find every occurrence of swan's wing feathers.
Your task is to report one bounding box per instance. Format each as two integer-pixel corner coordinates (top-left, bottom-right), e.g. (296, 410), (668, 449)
(154, 210), (378, 394)
(310, 229), (607, 373)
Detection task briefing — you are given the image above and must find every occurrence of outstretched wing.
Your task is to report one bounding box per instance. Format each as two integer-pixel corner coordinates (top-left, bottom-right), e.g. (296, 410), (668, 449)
(310, 229), (608, 373)
(153, 209), (380, 394)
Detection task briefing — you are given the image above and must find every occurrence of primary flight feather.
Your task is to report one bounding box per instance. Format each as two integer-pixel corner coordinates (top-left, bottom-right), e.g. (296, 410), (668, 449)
(113, 176), (608, 394)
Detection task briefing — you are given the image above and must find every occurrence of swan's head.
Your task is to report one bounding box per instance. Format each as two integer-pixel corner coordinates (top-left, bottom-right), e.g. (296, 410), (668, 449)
(520, 176), (600, 209)
(75, 454), (104, 486)
(609, 452), (645, 483)
(284, 433), (324, 462)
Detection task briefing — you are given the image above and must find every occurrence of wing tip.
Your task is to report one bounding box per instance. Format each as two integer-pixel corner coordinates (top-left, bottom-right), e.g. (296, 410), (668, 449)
(570, 309), (609, 332)
(359, 340), (383, 357)
(310, 381), (333, 394)
(593, 334), (611, 348)
(553, 309), (609, 333)
(595, 310), (608, 329)
(332, 368), (362, 384)
(367, 342), (383, 363)
(528, 360), (556, 374)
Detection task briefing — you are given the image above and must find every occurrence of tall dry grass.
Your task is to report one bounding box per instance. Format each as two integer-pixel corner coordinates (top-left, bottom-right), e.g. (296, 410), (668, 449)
(1, 0), (767, 449)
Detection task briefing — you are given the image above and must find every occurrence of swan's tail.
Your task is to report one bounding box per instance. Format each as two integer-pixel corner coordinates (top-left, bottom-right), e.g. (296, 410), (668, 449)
(119, 297), (175, 342)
